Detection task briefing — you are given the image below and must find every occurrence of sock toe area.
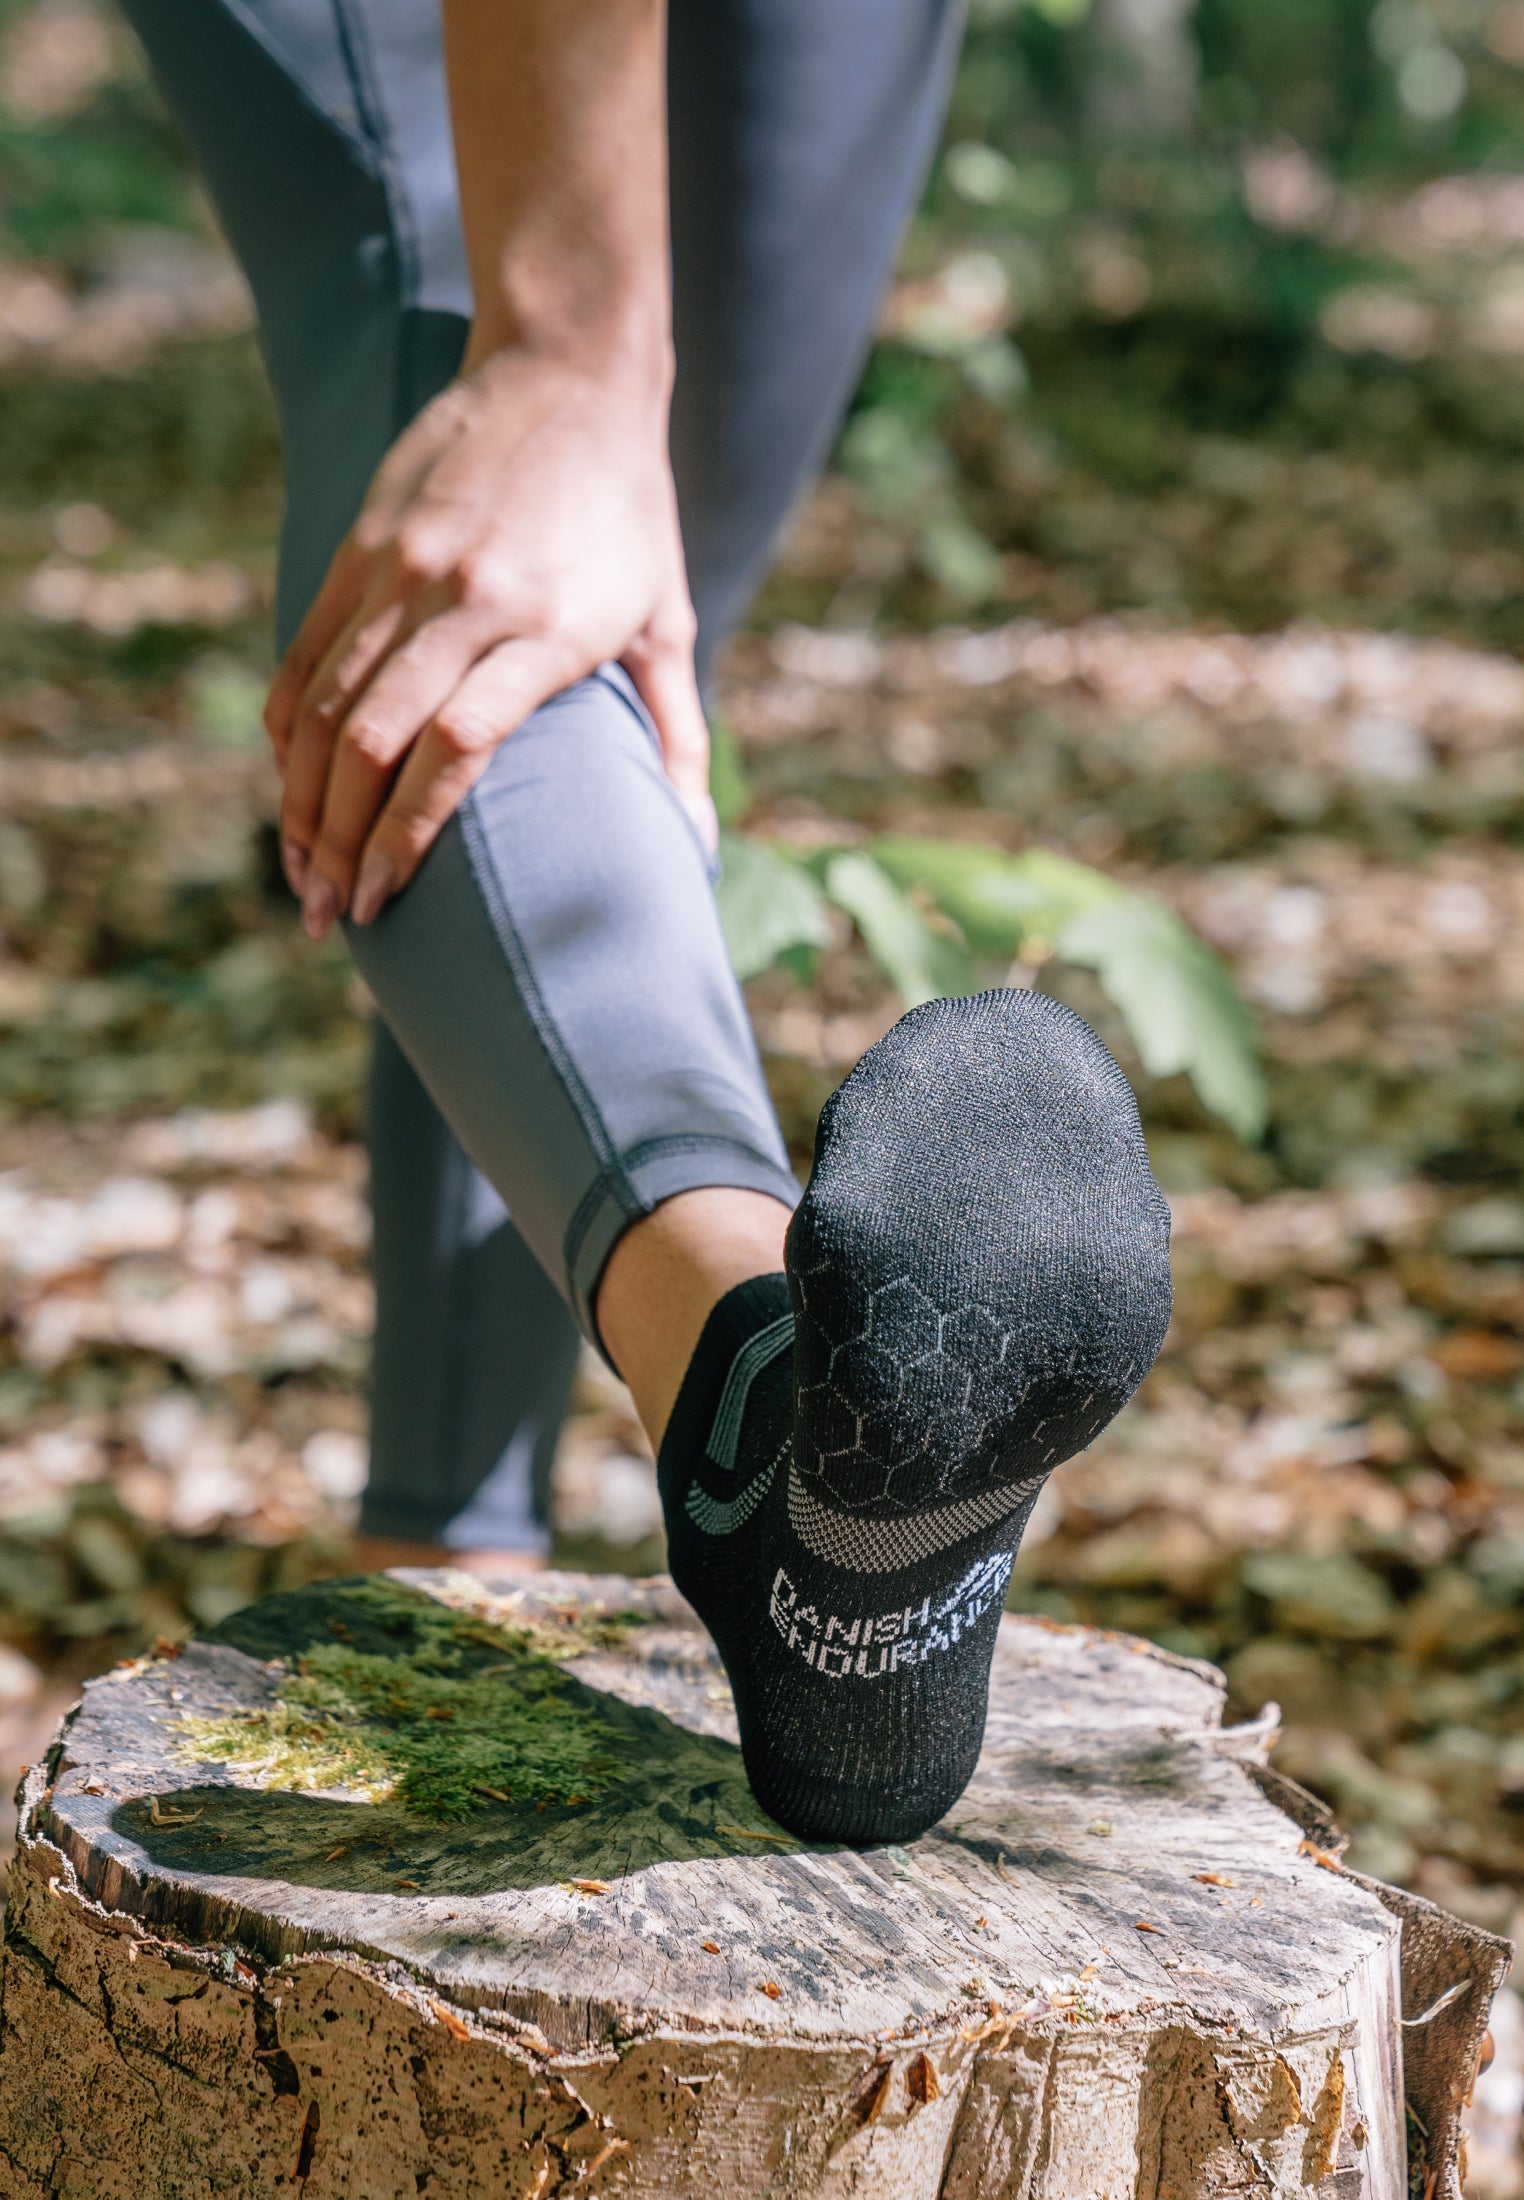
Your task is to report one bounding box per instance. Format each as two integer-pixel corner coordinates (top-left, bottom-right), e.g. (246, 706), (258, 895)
(785, 989), (1172, 1518)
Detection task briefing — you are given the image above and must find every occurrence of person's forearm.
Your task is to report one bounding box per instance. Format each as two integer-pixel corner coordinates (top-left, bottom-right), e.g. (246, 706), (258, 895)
(442, 0), (672, 392)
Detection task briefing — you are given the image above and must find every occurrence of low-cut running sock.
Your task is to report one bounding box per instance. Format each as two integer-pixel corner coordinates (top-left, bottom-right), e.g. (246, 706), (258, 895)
(658, 988), (1173, 1846)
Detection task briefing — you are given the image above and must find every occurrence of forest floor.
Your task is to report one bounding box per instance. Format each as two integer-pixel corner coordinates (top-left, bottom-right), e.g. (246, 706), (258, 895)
(0, 7), (1522, 2178)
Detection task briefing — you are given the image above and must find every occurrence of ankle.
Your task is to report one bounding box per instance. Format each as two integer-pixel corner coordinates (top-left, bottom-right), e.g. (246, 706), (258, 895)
(595, 1188), (792, 1446)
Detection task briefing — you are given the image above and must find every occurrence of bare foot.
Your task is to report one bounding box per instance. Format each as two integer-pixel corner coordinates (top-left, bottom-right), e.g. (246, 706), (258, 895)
(349, 1536), (548, 1577)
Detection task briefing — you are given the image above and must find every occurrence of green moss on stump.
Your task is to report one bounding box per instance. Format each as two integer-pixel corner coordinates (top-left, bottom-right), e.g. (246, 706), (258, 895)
(175, 1578), (648, 1823)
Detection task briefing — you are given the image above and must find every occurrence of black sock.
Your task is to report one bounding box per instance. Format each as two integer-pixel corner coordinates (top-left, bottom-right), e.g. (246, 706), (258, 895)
(658, 988), (1173, 1846)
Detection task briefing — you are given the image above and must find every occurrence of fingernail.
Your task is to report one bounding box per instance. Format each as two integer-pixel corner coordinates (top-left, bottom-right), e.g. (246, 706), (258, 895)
(351, 850), (396, 927)
(302, 872), (340, 942)
(282, 837), (309, 896)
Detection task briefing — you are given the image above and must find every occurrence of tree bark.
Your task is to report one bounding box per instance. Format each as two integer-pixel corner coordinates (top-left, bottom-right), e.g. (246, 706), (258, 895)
(0, 1568), (1506, 2198)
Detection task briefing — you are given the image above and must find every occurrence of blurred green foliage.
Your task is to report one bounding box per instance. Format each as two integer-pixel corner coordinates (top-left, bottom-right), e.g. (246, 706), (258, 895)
(716, 827), (1266, 1138)
(803, 0), (1524, 630)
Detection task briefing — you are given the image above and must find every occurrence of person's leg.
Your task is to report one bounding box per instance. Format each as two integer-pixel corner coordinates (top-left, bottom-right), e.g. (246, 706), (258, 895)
(120, 0), (1173, 1848)
(339, 662), (800, 1350)
(121, 0), (967, 1558)
(363, 1027), (580, 1558)
(346, 731), (1170, 1843)
(666, 0), (968, 677)
(119, 0), (583, 1563)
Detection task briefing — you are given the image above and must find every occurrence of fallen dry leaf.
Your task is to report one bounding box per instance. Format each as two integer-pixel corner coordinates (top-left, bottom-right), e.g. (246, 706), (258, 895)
(857, 2063), (894, 2124)
(325, 1846), (347, 1862)
(701, 1940), (721, 1954)
(571, 1878), (611, 1895)
(1135, 1920), (1165, 1934)
(1193, 1871), (1235, 1887)
(147, 1796), (201, 1827)
(907, 2051), (940, 2105)
(583, 2136), (630, 2180)
(1297, 1839), (1344, 1873)
(394, 1877), (421, 1890)
(1430, 1329), (1520, 1380)
(1468, 2030), (1496, 2105)
(429, 1998), (471, 2043)
(715, 1824), (792, 1844)
(961, 2012), (1018, 2048)
(759, 1980), (782, 1999)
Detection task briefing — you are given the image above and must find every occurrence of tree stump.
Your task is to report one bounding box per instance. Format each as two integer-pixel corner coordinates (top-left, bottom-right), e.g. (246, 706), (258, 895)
(0, 1569), (1507, 2199)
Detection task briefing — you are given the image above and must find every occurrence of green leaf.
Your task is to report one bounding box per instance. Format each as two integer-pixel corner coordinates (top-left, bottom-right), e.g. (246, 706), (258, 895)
(917, 515), (1004, 604)
(838, 407), (947, 518)
(708, 713), (751, 829)
(188, 655), (266, 749)
(823, 851), (973, 1007)
(872, 836), (1122, 956)
(1057, 898), (1267, 1142)
(962, 336), (1029, 407)
(715, 834), (832, 982)
(720, 823), (1264, 1141)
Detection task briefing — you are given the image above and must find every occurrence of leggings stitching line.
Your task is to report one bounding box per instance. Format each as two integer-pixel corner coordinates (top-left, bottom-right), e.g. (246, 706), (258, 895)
(561, 1135), (800, 1285)
(327, 0), (423, 315)
(208, 0), (381, 169)
(435, 1136), (477, 1510)
(619, 1131), (799, 1177)
(562, 1174), (617, 1294)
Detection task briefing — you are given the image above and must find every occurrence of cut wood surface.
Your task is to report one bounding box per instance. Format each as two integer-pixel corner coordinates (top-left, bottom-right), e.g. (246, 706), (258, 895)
(0, 1568), (1507, 2198)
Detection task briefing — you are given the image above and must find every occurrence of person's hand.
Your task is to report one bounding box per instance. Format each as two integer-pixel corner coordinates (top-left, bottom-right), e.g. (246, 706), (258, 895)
(265, 350), (713, 940)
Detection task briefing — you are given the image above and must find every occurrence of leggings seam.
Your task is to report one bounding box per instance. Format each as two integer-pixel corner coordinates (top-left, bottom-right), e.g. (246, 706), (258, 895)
(562, 1134), (800, 1286)
(456, 792), (642, 1282)
(327, 0), (424, 319)
(620, 1131), (798, 1178)
(562, 1176), (617, 1311)
(212, 0), (381, 171)
(435, 1137), (475, 1508)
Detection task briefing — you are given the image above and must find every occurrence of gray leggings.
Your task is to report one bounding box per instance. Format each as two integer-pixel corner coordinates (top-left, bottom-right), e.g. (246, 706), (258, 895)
(120, 0), (963, 1549)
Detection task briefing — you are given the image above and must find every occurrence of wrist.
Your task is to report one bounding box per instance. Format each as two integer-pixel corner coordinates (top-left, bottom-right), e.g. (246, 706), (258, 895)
(462, 280), (673, 402)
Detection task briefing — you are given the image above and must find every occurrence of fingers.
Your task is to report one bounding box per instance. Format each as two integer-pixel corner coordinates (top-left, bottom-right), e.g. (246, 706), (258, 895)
(348, 637), (575, 925)
(265, 398), (476, 869)
(341, 612), (711, 933)
(623, 617), (716, 854)
(264, 537), (366, 777)
(279, 596), (422, 908)
(289, 604), (514, 937)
